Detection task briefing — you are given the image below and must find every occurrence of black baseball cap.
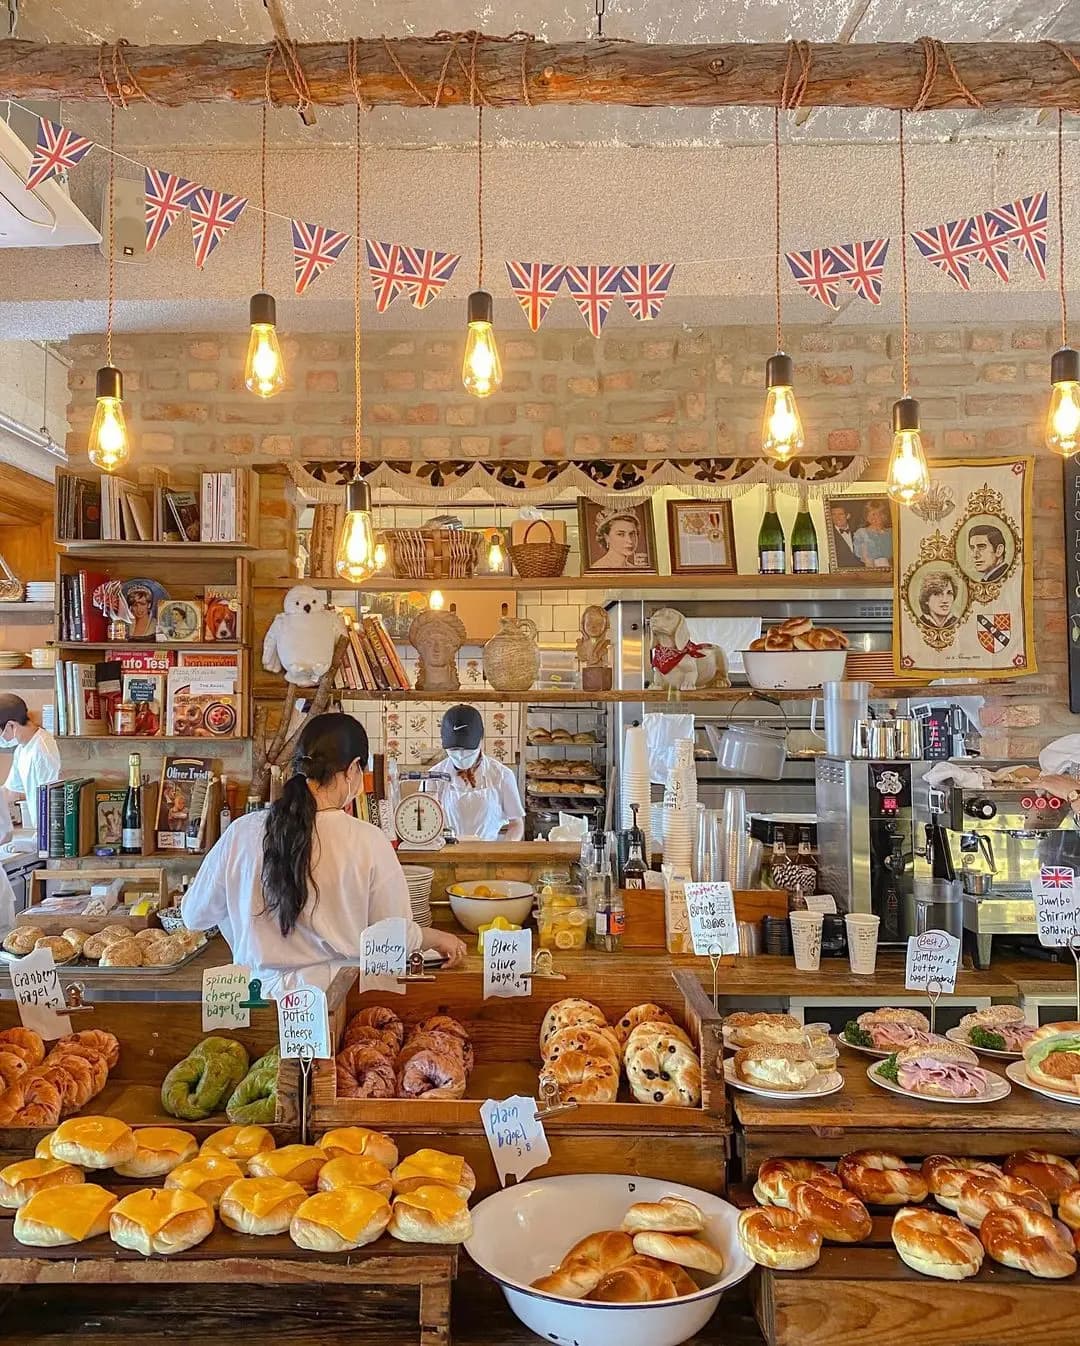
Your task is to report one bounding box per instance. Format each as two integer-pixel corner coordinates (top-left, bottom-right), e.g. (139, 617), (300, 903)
(441, 705), (484, 750)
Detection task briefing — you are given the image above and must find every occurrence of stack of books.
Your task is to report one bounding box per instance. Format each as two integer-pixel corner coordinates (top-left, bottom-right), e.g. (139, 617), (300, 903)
(200, 470), (250, 543)
(335, 615), (411, 693)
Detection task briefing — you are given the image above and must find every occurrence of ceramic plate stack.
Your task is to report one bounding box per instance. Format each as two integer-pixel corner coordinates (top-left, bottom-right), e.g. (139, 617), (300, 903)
(0, 651), (25, 670)
(621, 725), (653, 861)
(401, 865), (434, 926)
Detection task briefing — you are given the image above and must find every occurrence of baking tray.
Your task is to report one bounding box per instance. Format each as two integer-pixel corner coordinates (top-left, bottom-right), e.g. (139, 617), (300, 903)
(0, 940), (210, 977)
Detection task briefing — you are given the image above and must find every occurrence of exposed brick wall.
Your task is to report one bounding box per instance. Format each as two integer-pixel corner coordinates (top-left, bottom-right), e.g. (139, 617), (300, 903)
(62, 322), (1077, 764)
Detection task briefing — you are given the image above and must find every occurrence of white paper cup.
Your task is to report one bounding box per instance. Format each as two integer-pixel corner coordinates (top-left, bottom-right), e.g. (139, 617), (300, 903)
(789, 911), (824, 972)
(844, 913), (880, 975)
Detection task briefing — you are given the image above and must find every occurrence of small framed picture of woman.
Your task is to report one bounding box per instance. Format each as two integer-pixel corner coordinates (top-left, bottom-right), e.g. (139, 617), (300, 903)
(666, 499), (736, 575)
(823, 493), (894, 574)
(578, 498), (658, 574)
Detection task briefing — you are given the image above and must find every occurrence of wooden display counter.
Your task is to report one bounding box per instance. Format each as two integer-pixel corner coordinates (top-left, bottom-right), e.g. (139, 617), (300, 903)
(0, 937), (229, 1003)
(397, 841), (580, 892)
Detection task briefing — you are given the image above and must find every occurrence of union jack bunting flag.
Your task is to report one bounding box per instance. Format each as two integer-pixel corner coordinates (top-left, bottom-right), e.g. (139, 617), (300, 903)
(144, 168), (197, 254)
(401, 245), (461, 309)
(965, 211), (1011, 283)
(620, 262), (675, 321)
(291, 219), (352, 296)
(562, 264), (624, 337)
(985, 193), (1049, 280)
(1040, 865), (1075, 890)
(910, 216), (977, 289)
(826, 239), (889, 305)
(189, 187), (248, 269)
(365, 240), (413, 313)
(26, 118), (94, 191)
(504, 261), (565, 331)
(785, 248), (841, 309)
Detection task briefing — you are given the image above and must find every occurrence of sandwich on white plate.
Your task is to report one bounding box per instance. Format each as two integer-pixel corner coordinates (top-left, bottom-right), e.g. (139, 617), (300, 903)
(842, 1008), (944, 1053)
(725, 1012), (835, 1065)
(731, 1043), (819, 1093)
(877, 1042), (993, 1099)
(956, 1006), (1038, 1054)
(1022, 1031), (1080, 1096)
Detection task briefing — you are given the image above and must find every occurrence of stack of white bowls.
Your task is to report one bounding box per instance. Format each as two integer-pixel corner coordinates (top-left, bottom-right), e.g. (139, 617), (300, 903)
(621, 725), (653, 862)
(400, 865), (434, 926)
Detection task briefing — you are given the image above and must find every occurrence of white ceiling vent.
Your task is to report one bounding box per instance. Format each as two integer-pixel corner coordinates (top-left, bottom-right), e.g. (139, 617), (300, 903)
(0, 117), (102, 249)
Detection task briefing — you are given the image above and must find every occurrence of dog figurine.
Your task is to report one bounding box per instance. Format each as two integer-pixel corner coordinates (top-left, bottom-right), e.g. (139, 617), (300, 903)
(648, 606), (730, 691)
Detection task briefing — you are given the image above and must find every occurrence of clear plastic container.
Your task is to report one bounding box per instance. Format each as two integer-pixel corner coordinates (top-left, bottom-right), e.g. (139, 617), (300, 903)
(536, 876), (588, 950)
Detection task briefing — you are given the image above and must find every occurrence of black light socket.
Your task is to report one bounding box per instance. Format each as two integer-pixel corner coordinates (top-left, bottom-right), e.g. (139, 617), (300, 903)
(467, 289), (493, 325)
(249, 291), (277, 327)
(95, 365), (123, 401)
(892, 396), (921, 434)
(1051, 346), (1080, 386)
(345, 476), (371, 514)
(765, 352), (794, 389)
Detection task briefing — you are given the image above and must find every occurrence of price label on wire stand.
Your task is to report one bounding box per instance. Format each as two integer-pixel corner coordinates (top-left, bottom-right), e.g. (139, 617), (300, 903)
(8, 946), (72, 1040)
(685, 882), (738, 956)
(1031, 867), (1080, 948)
(905, 929), (960, 995)
(276, 984), (331, 1060)
(479, 1095), (551, 1187)
(483, 928), (532, 999)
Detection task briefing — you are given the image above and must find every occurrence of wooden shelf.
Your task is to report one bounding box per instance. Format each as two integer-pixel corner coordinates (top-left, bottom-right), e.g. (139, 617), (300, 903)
(56, 541), (254, 556)
(57, 734), (252, 742)
(0, 601), (54, 616)
(56, 641), (247, 651)
(269, 571), (893, 594)
(0, 669), (53, 683)
(323, 681), (1037, 704)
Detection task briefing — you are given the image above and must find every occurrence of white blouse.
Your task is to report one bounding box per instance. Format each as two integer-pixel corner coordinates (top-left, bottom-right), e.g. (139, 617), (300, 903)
(181, 809), (421, 996)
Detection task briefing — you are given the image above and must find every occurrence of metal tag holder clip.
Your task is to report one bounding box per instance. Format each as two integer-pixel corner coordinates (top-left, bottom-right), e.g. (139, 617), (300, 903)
(709, 945), (724, 1012)
(925, 978), (943, 1036)
(520, 950), (567, 983)
(534, 1072), (578, 1120)
(63, 983), (94, 1015)
(296, 1043), (315, 1145)
(239, 976), (273, 1011)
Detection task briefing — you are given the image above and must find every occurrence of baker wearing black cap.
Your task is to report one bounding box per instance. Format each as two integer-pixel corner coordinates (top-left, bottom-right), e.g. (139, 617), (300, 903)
(433, 705), (525, 841)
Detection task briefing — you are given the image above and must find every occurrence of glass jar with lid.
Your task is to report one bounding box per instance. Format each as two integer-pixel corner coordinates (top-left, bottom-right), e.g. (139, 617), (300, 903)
(535, 866), (587, 950)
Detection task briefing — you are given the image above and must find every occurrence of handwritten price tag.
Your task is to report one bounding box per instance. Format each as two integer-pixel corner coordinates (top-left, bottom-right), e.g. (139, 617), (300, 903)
(803, 893), (838, 914)
(8, 946), (72, 1040)
(685, 881), (738, 956)
(905, 929), (961, 994)
(483, 928), (532, 1000)
(1031, 872), (1080, 948)
(359, 916), (408, 995)
(276, 984), (332, 1060)
(479, 1095), (551, 1187)
(202, 964), (250, 1031)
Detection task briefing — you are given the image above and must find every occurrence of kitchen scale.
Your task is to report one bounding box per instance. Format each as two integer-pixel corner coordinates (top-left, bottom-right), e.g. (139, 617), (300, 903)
(393, 770), (453, 850)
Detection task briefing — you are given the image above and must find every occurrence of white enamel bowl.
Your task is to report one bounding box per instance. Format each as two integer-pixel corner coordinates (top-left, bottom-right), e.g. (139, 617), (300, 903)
(741, 649), (848, 690)
(464, 1173), (753, 1346)
(446, 879), (535, 933)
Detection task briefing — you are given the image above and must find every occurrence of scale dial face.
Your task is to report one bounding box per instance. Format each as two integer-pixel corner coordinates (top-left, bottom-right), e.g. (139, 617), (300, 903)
(395, 792), (445, 846)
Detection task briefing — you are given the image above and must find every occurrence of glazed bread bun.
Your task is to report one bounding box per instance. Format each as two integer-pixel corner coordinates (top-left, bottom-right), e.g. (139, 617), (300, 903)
(980, 1206), (1078, 1279)
(789, 1181), (872, 1244)
(113, 1127), (198, 1178)
(165, 1155), (245, 1208)
(955, 1172), (1050, 1228)
(317, 1155), (393, 1198)
(891, 1207), (984, 1280)
(586, 1262), (677, 1302)
(316, 1126), (398, 1170)
(1003, 1150), (1080, 1203)
(531, 1230), (635, 1297)
(1059, 1183), (1080, 1232)
(219, 1176), (307, 1235)
(621, 1196), (705, 1235)
(836, 1151), (928, 1207)
(389, 1184), (472, 1243)
(13, 1183), (117, 1247)
(247, 1144), (325, 1191)
(47, 1116), (137, 1170)
(630, 1230), (725, 1274)
(738, 1205), (822, 1270)
(109, 1188), (214, 1255)
(391, 1149), (476, 1200)
(0, 1157), (84, 1209)
(733, 1044), (817, 1092)
(921, 1156), (1004, 1211)
(1023, 1034), (1080, 1096)
(753, 1158), (842, 1209)
(200, 1124), (276, 1174)
(290, 1187), (391, 1252)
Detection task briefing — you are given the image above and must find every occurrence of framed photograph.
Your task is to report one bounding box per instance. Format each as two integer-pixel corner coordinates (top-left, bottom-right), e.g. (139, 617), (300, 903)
(666, 500), (736, 575)
(578, 498), (658, 574)
(156, 599), (203, 643)
(823, 493), (894, 574)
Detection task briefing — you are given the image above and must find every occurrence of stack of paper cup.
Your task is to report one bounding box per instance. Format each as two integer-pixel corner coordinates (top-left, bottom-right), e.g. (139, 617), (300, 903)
(662, 764), (695, 873)
(845, 913), (880, 975)
(621, 725), (653, 861)
(789, 911), (824, 972)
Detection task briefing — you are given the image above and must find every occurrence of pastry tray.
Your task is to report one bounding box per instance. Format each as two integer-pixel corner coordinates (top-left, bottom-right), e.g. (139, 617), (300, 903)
(0, 940), (210, 977)
(526, 788), (606, 799)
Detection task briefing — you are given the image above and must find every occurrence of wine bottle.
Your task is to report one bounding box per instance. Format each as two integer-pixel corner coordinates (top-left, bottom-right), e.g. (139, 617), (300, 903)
(791, 496), (820, 574)
(757, 486), (786, 574)
(121, 752), (142, 855)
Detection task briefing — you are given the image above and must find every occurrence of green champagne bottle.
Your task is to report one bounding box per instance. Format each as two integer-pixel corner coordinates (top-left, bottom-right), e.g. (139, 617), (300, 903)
(791, 495), (820, 574)
(757, 486), (785, 574)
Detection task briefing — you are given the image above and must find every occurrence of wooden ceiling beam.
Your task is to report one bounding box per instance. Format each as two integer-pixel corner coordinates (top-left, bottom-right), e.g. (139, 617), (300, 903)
(0, 38), (1079, 111)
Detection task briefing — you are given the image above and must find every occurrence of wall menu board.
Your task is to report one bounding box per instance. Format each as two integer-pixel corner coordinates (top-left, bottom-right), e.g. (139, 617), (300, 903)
(1066, 458), (1080, 712)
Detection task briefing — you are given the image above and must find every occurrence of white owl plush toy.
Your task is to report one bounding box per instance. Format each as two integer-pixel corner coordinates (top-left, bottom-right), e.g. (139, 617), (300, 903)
(262, 585), (346, 686)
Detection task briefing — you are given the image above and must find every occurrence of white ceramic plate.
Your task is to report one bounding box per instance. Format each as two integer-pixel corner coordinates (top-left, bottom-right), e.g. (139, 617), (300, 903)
(723, 1060), (844, 1099)
(866, 1061), (1010, 1104)
(839, 1035), (893, 1059)
(945, 1027), (1024, 1060)
(1005, 1059), (1080, 1106)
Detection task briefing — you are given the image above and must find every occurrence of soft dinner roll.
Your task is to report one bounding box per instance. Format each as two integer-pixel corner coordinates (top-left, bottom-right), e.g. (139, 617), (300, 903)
(0, 1157), (84, 1209)
(113, 1127), (198, 1178)
(753, 1158), (842, 1209)
(247, 1144), (325, 1191)
(391, 1149), (475, 1200)
(109, 1188), (214, 1255)
(980, 1206), (1078, 1279)
(530, 1230), (635, 1298)
(891, 1206), (984, 1280)
(738, 1205), (822, 1270)
(630, 1230), (724, 1274)
(199, 1124), (276, 1174)
(13, 1184), (117, 1247)
(165, 1155), (245, 1209)
(621, 1196), (705, 1235)
(1003, 1150), (1080, 1203)
(955, 1172), (1051, 1228)
(789, 1181), (872, 1244)
(219, 1176), (307, 1235)
(316, 1126), (398, 1170)
(317, 1155), (393, 1198)
(290, 1187), (391, 1252)
(47, 1116), (137, 1170)
(836, 1151), (928, 1206)
(388, 1184), (472, 1243)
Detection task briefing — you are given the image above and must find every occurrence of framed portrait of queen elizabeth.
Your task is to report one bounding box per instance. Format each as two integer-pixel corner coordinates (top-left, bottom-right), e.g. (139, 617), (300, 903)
(578, 498), (658, 575)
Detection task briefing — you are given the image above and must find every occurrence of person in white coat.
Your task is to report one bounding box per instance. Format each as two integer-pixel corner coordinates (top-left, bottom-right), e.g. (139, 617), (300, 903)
(0, 693), (61, 848)
(431, 705), (525, 841)
(182, 712), (465, 996)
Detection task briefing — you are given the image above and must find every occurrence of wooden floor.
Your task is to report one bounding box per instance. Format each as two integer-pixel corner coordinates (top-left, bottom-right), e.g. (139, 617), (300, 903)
(0, 1266), (766, 1344)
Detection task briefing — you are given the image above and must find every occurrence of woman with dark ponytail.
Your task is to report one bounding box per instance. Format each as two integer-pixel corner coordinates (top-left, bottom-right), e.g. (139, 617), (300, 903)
(182, 712), (465, 995)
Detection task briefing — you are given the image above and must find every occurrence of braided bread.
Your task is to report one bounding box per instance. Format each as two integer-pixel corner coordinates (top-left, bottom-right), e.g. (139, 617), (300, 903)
(837, 1151), (928, 1206)
(753, 1158), (842, 1209)
(789, 1181), (872, 1243)
(980, 1206), (1077, 1279)
(891, 1207), (984, 1280)
(738, 1205), (822, 1270)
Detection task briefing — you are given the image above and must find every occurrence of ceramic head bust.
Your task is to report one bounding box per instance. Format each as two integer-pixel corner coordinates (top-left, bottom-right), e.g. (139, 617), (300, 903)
(409, 608), (468, 691)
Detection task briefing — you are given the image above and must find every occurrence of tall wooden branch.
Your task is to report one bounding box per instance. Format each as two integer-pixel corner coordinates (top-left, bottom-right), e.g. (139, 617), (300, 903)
(1, 39), (1080, 110)
(252, 633), (348, 799)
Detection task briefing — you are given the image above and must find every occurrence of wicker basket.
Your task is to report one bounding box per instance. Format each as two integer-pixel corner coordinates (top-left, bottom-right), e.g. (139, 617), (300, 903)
(507, 519), (570, 579)
(0, 554), (24, 603)
(385, 528), (482, 580)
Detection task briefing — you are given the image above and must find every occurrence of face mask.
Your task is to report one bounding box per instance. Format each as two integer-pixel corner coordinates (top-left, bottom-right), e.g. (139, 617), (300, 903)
(448, 747), (481, 770)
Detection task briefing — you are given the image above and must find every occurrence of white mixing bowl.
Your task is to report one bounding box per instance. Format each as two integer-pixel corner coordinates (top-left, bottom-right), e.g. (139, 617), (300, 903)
(446, 879), (535, 933)
(465, 1173), (753, 1346)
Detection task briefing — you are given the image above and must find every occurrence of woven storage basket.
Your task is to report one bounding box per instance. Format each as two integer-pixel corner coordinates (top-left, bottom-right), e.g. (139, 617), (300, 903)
(386, 528), (482, 580)
(0, 554), (24, 602)
(507, 519), (570, 579)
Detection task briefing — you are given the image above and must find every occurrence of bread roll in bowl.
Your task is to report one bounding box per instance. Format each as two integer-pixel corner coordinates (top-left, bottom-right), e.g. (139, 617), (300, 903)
(318, 1155), (393, 1198)
(790, 1181), (872, 1243)
(113, 1127), (198, 1178)
(920, 1155), (1003, 1211)
(530, 1230), (636, 1298)
(1003, 1149), (1080, 1203)
(391, 1149), (475, 1200)
(13, 1183), (117, 1247)
(955, 1172), (1050, 1228)
(586, 1262), (677, 1302)
(316, 1126), (398, 1170)
(0, 1158), (83, 1209)
(219, 1176), (307, 1235)
(980, 1206), (1077, 1279)
(738, 1205), (822, 1270)
(836, 1151), (928, 1206)
(290, 1186), (391, 1252)
(109, 1188), (214, 1256)
(753, 1158), (842, 1209)
(389, 1184), (472, 1243)
(247, 1144), (325, 1191)
(621, 1196), (705, 1235)
(48, 1116), (137, 1170)
(891, 1207), (984, 1280)
(165, 1155), (244, 1209)
(199, 1124), (276, 1174)
(630, 1229), (724, 1274)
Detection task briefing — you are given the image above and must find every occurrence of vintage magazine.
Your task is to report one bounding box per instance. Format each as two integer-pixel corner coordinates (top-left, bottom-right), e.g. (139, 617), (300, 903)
(155, 756), (216, 851)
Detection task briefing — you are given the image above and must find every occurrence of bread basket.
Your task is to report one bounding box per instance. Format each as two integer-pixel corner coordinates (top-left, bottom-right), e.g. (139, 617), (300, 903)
(508, 519), (570, 579)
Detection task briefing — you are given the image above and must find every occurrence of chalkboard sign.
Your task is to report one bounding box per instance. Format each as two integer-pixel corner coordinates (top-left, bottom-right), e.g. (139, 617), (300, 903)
(1066, 458), (1080, 712)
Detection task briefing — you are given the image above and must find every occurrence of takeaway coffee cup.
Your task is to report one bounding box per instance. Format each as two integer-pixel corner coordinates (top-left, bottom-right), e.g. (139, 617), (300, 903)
(789, 911), (824, 972)
(844, 913), (880, 975)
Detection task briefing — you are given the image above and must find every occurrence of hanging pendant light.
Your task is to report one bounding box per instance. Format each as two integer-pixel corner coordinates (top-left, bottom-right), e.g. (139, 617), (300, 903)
(1048, 110), (1080, 456)
(89, 106), (130, 472)
(373, 536), (388, 571)
(487, 527), (505, 571)
(463, 107), (502, 398)
(429, 589), (446, 611)
(887, 112), (930, 506)
(762, 108), (804, 463)
(245, 102), (285, 398)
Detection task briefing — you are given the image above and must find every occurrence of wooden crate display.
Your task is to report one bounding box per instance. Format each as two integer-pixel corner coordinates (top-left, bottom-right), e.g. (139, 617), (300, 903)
(19, 866), (169, 934)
